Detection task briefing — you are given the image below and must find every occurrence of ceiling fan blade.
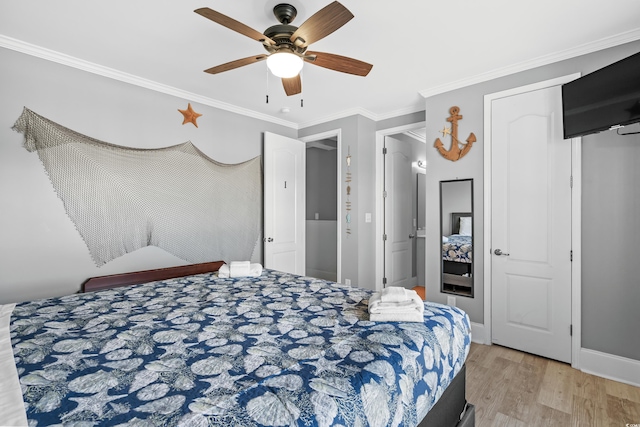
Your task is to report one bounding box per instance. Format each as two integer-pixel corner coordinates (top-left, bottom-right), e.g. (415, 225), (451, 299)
(282, 75), (302, 96)
(204, 55), (268, 74)
(195, 8), (275, 46)
(304, 51), (372, 76)
(289, 1), (353, 48)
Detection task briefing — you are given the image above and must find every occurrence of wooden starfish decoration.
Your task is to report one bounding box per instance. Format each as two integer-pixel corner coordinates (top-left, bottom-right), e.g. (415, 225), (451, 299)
(178, 103), (202, 128)
(440, 127), (452, 137)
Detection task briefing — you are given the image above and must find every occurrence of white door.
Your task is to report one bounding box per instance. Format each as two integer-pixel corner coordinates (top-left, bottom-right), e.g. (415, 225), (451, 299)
(384, 137), (413, 288)
(491, 85), (572, 363)
(264, 132), (305, 275)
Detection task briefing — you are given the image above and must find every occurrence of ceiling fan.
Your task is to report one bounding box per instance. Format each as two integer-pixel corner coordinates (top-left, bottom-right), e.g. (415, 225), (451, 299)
(195, 1), (373, 96)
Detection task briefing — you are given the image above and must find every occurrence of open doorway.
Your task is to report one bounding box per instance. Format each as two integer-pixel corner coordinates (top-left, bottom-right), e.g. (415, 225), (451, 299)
(300, 130), (342, 283)
(375, 123), (426, 291)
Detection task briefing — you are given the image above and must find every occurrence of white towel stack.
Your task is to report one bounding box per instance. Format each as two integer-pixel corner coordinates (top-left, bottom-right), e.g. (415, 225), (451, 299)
(218, 261), (263, 278)
(369, 286), (424, 322)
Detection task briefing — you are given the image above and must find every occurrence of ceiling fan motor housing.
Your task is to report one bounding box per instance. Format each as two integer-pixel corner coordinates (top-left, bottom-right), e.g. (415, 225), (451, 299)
(264, 4), (307, 55)
(263, 23), (306, 55)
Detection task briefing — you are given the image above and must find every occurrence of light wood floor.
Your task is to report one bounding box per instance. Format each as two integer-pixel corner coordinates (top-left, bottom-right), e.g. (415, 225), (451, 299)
(466, 343), (640, 426)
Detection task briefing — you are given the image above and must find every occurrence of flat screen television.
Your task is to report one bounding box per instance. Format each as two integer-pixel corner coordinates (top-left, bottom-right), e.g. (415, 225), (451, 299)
(562, 51), (640, 139)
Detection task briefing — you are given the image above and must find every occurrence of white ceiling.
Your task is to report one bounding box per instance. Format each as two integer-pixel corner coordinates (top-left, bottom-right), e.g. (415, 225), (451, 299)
(1, 1), (640, 128)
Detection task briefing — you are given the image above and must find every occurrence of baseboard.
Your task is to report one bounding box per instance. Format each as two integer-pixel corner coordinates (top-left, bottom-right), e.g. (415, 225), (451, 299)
(470, 322), (486, 344)
(465, 326), (640, 387)
(580, 348), (640, 387)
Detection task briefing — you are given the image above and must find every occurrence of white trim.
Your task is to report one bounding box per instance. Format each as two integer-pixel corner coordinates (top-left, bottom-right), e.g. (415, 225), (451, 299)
(374, 122), (427, 292)
(483, 98), (493, 346)
(300, 129), (342, 284)
(470, 322), (486, 345)
(580, 348), (640, 388)
(420, 28), (640, 98)
(483, 74), (582, 364)
(0, 34), (299, 129)
(0, 34), (419, 130)
(571, 137), (582, 369)
(6, 27), (639, 130)
(402, 130), (427, 144)
(298, 107), (378, 128)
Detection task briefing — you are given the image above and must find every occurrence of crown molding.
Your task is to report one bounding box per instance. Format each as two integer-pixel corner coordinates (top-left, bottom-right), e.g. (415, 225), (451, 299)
(5, 28), (639, 130)
(374, 103), (425, 122)
(419, 28), (640, 99)
(0, 34), (424, 130)
(0, 34), (299, 129)
(296, 106), (376, 129)
(297, 103), (427, 130)
(402, 130), (427, 143)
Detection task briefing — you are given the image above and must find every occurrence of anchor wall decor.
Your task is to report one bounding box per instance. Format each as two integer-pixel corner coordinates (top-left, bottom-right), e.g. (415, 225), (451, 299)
(434, 106), (476, 162)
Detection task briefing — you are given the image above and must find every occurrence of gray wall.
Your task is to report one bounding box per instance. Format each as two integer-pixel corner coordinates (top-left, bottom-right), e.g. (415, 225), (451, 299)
(424, 40), (640, 361)
(306, 146), (337, 220)
(299, 112), (425, 290)
(299, 116), (371, 288)
(0, 47), (296, 304)
(0, 42), (425, 302)
(582, 129), (640, 360)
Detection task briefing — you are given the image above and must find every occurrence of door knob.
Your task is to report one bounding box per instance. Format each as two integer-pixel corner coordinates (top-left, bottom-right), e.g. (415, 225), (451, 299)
(264, 237), (274, 242)
(409, 233), (416, 239)
(494, 248), (510, 256)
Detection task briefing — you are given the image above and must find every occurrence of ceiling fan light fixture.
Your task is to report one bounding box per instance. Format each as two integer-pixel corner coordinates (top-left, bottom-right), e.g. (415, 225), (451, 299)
(267, 52), (303, 78)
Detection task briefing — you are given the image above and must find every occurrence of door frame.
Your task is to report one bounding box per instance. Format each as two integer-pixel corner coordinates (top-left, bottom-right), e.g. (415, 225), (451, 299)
(375, 122), (426, 292)
(483, 74), (582, 368)
(299, 129), (342, 284)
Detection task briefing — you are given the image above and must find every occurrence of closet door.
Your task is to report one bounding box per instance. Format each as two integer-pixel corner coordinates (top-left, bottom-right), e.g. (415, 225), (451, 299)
(490, 84), (572, 363)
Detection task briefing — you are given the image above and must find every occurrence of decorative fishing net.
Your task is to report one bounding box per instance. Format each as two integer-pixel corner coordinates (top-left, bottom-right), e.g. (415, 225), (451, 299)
(12, 107), (262, 267)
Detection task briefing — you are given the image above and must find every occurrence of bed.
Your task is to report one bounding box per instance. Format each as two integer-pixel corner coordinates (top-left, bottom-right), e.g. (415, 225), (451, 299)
(442, 213), (473, 296)
(3, 262), (474, 427)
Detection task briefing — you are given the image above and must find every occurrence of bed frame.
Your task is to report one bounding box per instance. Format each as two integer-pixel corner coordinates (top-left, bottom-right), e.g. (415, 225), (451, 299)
(81, 260), (224, 293)
(80, 261), (474, 426)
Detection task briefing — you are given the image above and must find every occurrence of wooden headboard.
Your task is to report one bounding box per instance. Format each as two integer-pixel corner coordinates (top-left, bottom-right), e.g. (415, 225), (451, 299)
(81, 260), (225, 293)
(451, 212), (472, 235)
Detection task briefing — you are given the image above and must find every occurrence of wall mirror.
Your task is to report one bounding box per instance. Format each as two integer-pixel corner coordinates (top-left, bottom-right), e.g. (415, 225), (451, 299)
(440, 179), (474, 297)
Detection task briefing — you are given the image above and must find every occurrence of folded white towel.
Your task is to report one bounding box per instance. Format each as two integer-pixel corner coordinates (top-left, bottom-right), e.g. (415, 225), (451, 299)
(218, 262), (263, 278)
(368, 289), (424, 322)
(380, 286), (407, 303)
(249, 263), (263, 277)
(369, 292), (423, 313)
(370, 311), (424, 323)
(230, 261), (250, 276)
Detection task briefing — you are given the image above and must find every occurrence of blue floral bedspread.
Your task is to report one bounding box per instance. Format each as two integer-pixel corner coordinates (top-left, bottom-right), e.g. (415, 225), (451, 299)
(443, 235), (473, 263)
(10, 269), (471, 426)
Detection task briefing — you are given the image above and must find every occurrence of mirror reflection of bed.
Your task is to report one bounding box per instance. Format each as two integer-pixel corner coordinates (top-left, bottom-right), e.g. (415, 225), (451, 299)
(440, 179), (474, 297)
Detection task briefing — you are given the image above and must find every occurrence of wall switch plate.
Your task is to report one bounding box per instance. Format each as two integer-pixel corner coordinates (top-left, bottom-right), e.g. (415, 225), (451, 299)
(447, 296), (456, 307)
(365, 213), (372, 223)
(345, 279), (351, 286)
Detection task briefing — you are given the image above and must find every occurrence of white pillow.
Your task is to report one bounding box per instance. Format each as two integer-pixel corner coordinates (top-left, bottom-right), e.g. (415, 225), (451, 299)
(459, 217), (472, 236)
